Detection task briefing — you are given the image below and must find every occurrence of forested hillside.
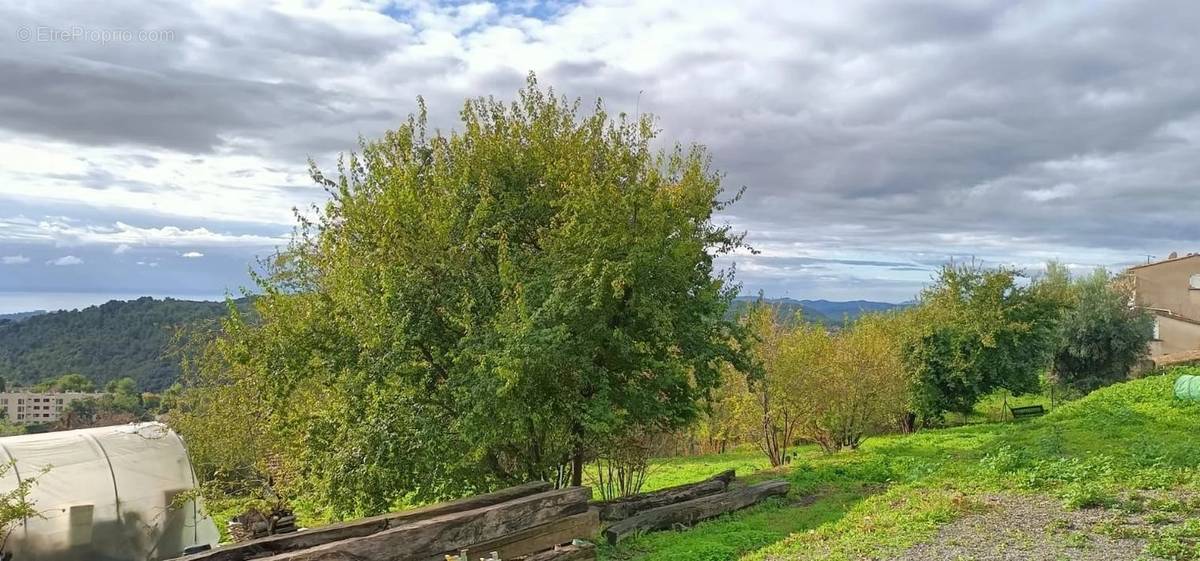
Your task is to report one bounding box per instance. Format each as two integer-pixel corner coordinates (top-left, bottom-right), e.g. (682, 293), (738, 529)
(0, 297), (245, 391)
(0, 311), (46, 322)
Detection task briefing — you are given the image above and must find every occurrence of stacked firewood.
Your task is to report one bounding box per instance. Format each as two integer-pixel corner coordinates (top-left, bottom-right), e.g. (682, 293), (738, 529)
(172, 470), (789, 561)
(590, 469), (790, 545)
(227, 508), (298, 543)
(174, 483), (598, 561)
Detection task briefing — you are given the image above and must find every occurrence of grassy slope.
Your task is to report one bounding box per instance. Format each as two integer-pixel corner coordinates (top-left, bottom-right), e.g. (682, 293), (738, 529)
(602, 370), (1200, 561)
(630, 449), (771, 492)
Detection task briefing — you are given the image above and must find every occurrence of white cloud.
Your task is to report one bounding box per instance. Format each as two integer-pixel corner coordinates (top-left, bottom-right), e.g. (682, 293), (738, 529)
(181, 251), (204, 258)
(0, 218), (286, 249)
(1, 255), (30, 265)
(1024, 183), (1079, 203)
(46, 255), (83, 266)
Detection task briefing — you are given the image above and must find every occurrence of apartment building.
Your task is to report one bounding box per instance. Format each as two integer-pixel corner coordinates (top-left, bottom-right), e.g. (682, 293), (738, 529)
(1127, 253), (1200, 359)
(0, 390), (93, 424)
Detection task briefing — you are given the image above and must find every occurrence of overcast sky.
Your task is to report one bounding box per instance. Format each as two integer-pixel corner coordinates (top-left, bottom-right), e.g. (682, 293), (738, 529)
(2, 0), (1199, 312)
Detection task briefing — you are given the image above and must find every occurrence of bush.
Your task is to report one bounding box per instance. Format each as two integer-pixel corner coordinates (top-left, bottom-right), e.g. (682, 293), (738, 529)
(794, 313), (910, 452)
(734, 305), (910, 460)
(739, 305), (810, 466)
(903, 262), (1061, 422)
(1050, 269), (1154, 393)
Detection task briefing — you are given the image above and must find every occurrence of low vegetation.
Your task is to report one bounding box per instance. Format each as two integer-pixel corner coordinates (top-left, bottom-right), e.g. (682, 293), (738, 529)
(0, 461), (41, 553)
(603, 370), (1200, 561)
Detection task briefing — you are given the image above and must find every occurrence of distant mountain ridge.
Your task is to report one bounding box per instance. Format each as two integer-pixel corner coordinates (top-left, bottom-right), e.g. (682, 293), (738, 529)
(729, 296), (905, 325)
(0, 310), (47, 323)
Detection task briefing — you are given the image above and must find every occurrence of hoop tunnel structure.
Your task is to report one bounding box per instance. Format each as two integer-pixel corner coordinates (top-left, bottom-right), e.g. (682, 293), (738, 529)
(0, 422), (218, 560)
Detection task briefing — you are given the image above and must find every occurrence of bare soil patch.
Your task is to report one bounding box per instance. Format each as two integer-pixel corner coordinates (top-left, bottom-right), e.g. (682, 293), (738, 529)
(885, 493), (1148, 561)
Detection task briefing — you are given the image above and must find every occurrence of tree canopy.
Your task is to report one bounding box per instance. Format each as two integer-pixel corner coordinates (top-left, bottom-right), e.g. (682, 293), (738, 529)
(175, 75), (748, 518)
(903, 262), (1062, 420)
(1050, 268), (1154, 393)
(33, 373), (95, 393)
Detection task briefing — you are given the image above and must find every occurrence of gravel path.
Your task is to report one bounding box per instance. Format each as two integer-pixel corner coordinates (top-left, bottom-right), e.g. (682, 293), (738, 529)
(884, 494), (1148, 561)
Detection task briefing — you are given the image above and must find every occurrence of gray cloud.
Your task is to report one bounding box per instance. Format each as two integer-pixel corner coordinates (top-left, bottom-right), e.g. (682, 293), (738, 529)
(3, 0), (1200, 306)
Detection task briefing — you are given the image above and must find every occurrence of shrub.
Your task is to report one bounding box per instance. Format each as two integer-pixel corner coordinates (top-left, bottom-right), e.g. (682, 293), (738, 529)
(902, 262), (1061, 422)
(740, 305), (812, 466)
(1061, 481), (1115, 510)
(737, 305), (911, 459)
(0, 461), (41, 552)
(793, 313), (910, 452)
(1049, 268), (1154, 393)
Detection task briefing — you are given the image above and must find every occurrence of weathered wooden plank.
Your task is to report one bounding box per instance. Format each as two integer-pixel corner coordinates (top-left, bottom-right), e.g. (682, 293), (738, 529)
(175, 482), (553, 561)
(590, 470), (735, 521)
(261, 486), (592, 561)
(603, 480), (790, 545)
(429, 509), (599, 561)
(521, 542), (596, 561)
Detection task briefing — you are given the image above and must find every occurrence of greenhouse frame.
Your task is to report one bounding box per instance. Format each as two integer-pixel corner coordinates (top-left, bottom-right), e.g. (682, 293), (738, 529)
(0, 422), (219, 561)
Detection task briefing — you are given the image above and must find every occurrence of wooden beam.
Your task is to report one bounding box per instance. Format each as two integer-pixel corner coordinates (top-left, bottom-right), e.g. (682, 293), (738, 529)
(521, 542), (596, 561)
(429, 509), (599, 561)
(590, 470), (735, 521)
(603, 480), (790, 545)
(175, 482), (553, 561)
(260, 486), (592, 561)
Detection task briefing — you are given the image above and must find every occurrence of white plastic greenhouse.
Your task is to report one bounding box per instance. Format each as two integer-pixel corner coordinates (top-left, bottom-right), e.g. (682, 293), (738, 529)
(0, 422), (219, 561)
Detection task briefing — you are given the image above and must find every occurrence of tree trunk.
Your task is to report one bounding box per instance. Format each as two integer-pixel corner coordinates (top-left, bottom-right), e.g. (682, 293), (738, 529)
(570, 445), (584, 487)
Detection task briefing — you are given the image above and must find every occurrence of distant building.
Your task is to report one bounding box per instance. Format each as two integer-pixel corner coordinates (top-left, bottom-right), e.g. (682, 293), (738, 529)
(0, 389), (93, 424)
(1127, 253), (1200, 359)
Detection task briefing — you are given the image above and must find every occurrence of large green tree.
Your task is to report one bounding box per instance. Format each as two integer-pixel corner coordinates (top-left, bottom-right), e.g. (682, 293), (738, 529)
(904, 262), (1062, 421)
(177, 76), (747, 518)
(1050, 269), (1154, 393)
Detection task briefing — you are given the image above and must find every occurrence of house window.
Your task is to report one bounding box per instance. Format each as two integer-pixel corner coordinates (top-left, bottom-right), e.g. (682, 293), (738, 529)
(1154, 318), (1161, 340)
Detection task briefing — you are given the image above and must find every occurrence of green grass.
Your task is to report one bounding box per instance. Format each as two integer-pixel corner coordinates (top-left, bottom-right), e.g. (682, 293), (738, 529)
(601, 488), (868, 561)
(600, 369), (1200, 561)
(639, 448), (773, 493)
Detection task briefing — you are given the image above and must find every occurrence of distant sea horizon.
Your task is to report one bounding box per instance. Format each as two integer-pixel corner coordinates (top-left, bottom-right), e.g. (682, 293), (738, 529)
(0, 291), (231, 315)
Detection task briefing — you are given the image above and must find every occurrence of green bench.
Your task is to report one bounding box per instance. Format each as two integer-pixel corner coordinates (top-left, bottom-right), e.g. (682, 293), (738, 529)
(1009, 404), (1046, 421)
